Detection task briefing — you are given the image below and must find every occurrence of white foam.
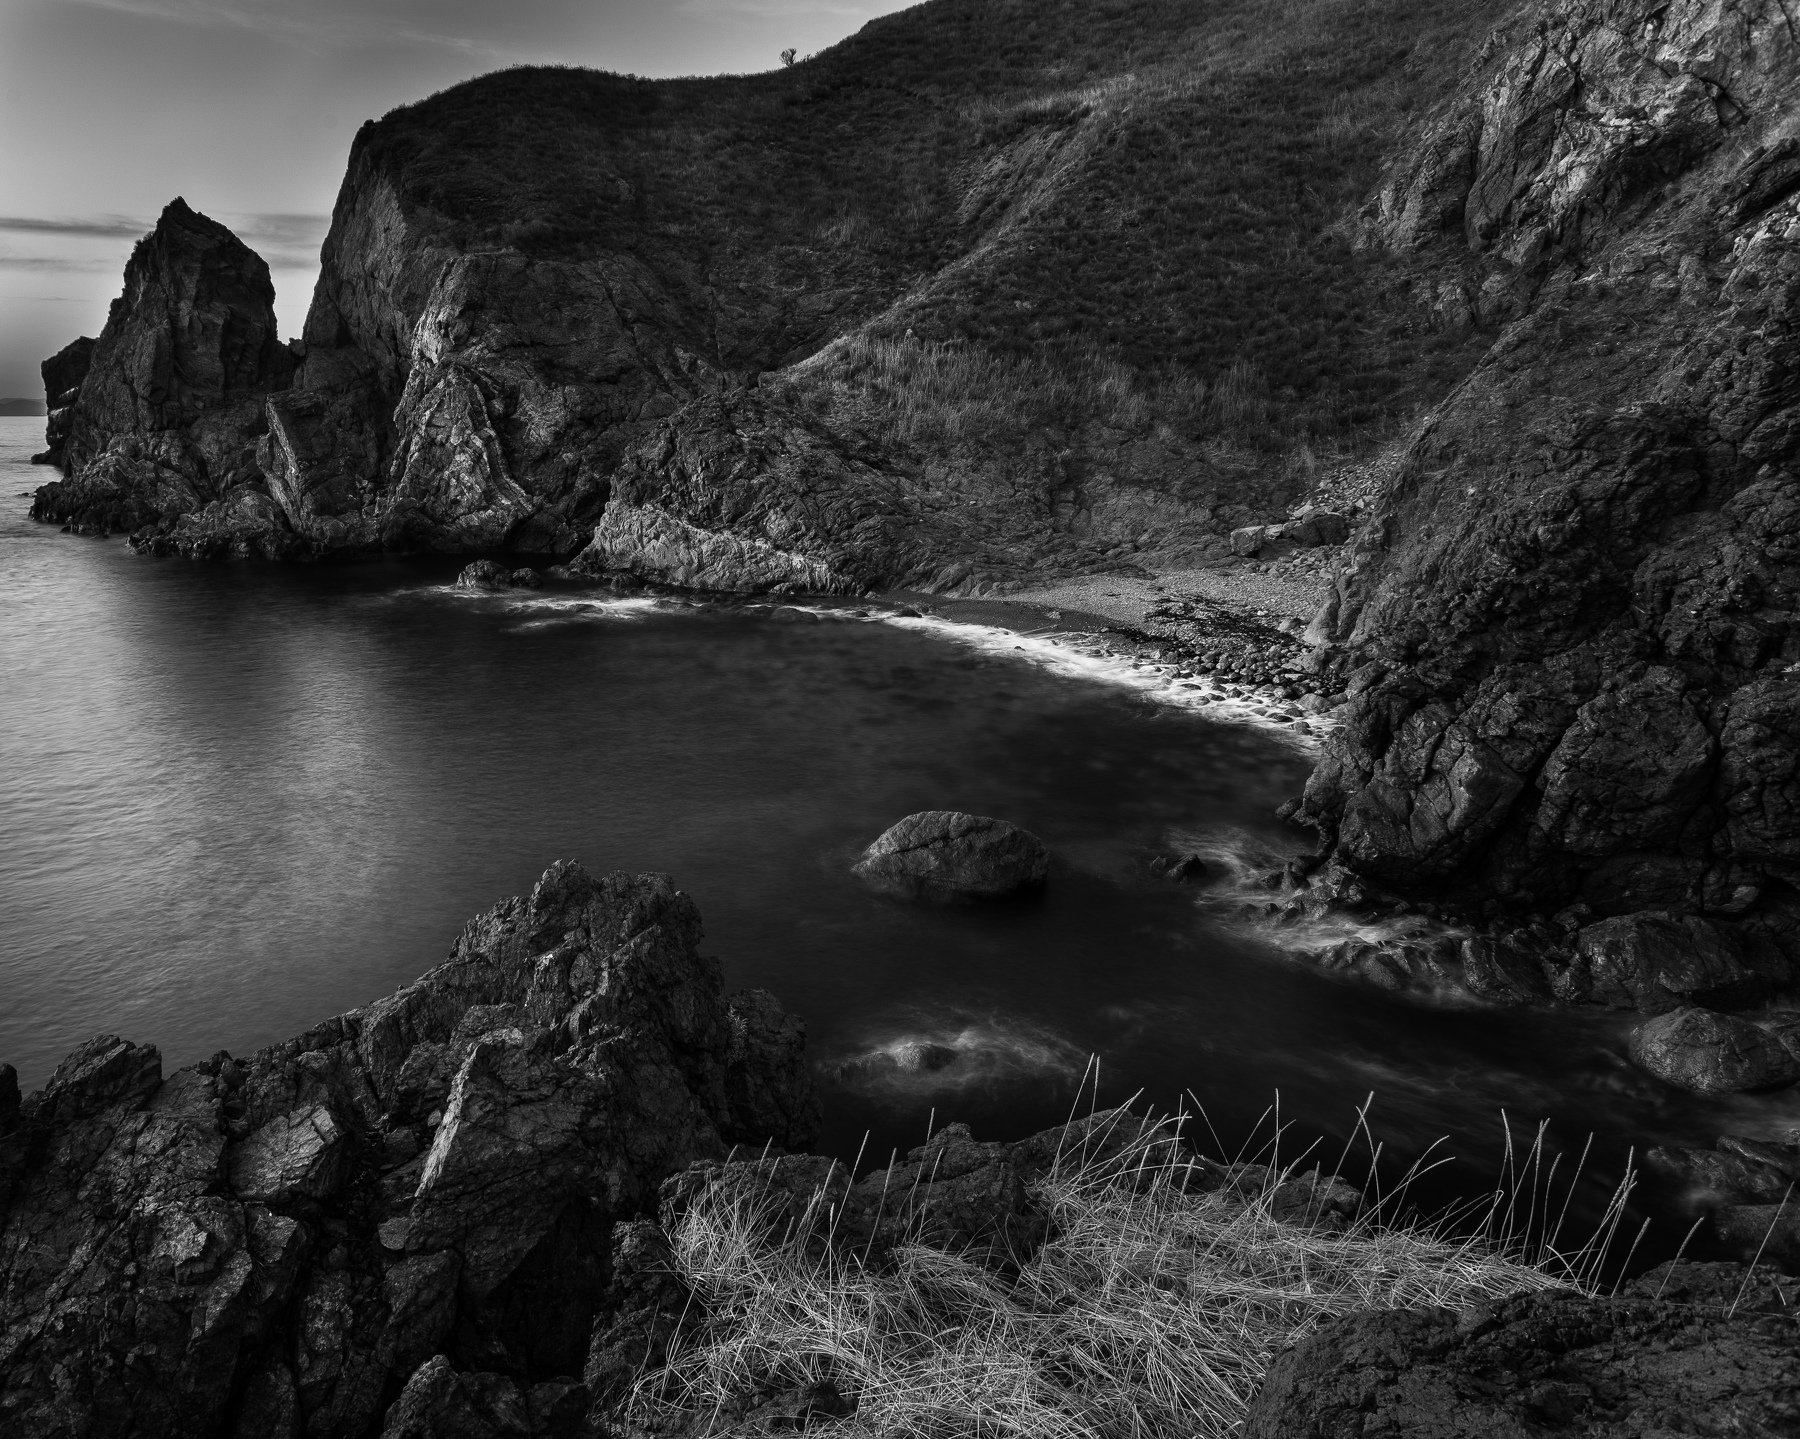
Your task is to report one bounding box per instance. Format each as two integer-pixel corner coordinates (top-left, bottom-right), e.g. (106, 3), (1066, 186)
(828, 1013), (1088, 1097)
(863, 610), (1332, 751)
(1173, 826), (1479, 1000)
(420, 585), (1332, 748)
(428, 585), (680, 623)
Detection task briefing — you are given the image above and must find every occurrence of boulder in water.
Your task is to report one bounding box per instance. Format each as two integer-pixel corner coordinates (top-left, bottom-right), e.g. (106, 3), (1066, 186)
(455, 560), (542, 591)
(1628, 1007), (1800, 1094)
(853, 811), (1049, 899)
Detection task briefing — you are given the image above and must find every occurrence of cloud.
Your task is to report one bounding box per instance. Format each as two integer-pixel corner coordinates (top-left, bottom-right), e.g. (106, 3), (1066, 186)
(0, 254), (121, 273)
(0, 215), (149, 240)
(0, 212), (329, 270)
(61, 0), (551, 59)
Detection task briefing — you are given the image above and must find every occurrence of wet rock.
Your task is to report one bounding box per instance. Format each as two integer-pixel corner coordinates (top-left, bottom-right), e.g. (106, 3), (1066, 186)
(1563, 911), (1789, 1011)
(1246, 1262), (1800, 1439)
(0, 862), (817, 1438)
(1150, 851), (1208, 882)
(455, 559), (542, 591)
(1713, 1205), (1800, 1266)
(1628, 1007), (1800, 1094)
(1643, 1143), (1797, 1204)
(852, 811), (1050, 900)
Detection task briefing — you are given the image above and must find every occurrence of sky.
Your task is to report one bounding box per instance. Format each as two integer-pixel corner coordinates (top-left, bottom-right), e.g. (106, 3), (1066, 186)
(0, 0), (916, 399)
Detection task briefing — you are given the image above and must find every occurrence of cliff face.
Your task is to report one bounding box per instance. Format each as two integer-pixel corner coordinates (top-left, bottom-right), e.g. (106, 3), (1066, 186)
(30, 336), (95, 466)
(1294, 0), (1800, 935)
(30, 198), (296, 542)
(33, 0), (1501, 576)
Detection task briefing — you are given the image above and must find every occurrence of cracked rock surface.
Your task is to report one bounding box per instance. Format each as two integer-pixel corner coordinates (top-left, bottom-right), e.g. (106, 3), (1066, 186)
(0, 862), (816, 1439)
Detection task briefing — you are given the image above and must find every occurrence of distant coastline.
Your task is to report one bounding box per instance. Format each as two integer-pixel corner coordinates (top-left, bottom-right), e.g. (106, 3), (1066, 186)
(0, 398), (46, 417)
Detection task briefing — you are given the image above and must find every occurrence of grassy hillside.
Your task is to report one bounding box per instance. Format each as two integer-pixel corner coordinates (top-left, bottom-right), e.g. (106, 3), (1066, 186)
(335, 0), (1519, 582)
(372, 0), (1502, 435)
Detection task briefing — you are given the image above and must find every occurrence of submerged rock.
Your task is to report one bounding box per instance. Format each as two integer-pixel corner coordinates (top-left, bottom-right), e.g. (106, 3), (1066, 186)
(853, 811), (1050, 900)
(1628, 1007), (1800, 1094)
(1246, 1262), (1800, 1439)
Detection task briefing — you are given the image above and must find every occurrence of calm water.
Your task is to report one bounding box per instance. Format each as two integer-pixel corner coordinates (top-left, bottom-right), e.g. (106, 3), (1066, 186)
(2, 415), (1790, 1256)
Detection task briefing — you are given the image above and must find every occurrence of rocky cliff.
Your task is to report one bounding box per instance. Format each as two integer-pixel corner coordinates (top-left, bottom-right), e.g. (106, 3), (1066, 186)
(30, 198), (297, 546)
(0, 862), (815, 1438)
(32, 0), (1497, 575)
(1290, 1), (1800, 958)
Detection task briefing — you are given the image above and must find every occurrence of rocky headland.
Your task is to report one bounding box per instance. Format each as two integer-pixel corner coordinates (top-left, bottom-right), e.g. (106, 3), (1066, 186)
(18, 0), (1800, 1386)
(4, 867), (1794, 1438)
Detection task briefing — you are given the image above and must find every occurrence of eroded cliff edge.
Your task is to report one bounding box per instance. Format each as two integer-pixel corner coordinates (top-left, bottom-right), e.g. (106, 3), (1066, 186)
(1289, 1), (1800, 963)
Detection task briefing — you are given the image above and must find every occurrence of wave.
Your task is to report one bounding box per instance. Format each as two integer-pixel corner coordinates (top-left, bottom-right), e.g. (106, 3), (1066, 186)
(422, 585), (1331, 748)
(864, 610), (1330, 750)
(1172, 826), (1481, 1003)
(825, 1013), (1089, 1097)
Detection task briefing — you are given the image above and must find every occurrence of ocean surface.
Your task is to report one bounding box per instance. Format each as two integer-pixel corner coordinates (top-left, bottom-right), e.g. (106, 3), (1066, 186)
(3, 415), (1790, 1256)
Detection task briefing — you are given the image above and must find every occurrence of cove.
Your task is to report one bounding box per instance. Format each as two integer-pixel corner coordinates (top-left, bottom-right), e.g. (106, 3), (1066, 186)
(0, 416), (1777, 1250)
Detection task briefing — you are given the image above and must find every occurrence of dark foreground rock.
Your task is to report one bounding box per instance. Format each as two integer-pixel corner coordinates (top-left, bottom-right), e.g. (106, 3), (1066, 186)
(1629, 1006), (1800, 1094)
(853, 811), (1050, 900)
(0, 862), (816, 1439)
(1246, 1261), (1800, 1439)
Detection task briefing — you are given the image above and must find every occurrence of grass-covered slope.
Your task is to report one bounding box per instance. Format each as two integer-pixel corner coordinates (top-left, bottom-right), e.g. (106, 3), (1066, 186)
(311, 0), (1511, 586)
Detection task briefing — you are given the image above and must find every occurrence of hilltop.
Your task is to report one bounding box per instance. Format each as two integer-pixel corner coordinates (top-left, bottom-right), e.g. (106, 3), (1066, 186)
(33, 0), (1502, 581)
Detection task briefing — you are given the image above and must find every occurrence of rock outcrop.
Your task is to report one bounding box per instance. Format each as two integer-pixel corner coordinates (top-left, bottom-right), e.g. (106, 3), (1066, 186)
(30, 336), (95, 466)
(1289, 1), (1800, 980)
(1246, 1261), (1800, 1438)
(0, 862), (815, 1439)
(29, 1), (1509, 580)
(853, 811), (1051, 900)
(30, 198), (297, 545)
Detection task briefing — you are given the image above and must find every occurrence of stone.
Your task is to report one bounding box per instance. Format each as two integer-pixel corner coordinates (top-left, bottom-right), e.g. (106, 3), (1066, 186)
(1289, 0), (1800, 938)
(0, 863), (816, 1438)
(1713, 1204), (1800, 1265)
(1628, 1007), (1800, 1094)
(32, 336), (95, 466)
(1229, 525), (1268, 557)
(228, 1103), (349, 1204)
(1564, 911), (1788, 1011)
(852, 811), (1050, 900)
(1246, 1263), (1800, 1439)
(31, 199), (296, 543)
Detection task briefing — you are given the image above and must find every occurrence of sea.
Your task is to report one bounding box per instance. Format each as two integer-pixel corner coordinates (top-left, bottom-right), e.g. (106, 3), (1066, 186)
(3, 414), (1791, 1260)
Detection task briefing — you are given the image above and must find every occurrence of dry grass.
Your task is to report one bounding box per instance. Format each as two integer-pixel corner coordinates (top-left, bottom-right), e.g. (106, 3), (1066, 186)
(632, 1104), (1635, 1437)
(787, 332), (1208, 450)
